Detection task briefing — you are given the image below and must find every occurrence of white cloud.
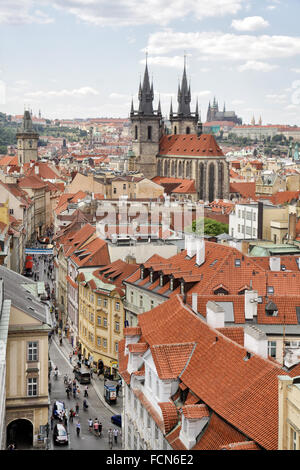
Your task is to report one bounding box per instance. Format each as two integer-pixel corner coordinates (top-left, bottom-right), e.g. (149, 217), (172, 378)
(291, 68), (300, 74)
(141, 55), (187, 69)
(25, 86), (100, 98)
(238, 61), (277, 72)
(0, 1), (53, 24)
(145, 30), (300, 63)
(231, 99), (245, 105)
(50, 0), (246, 27)
(265, 93), (287, 102)
(231, 16), (269, 32)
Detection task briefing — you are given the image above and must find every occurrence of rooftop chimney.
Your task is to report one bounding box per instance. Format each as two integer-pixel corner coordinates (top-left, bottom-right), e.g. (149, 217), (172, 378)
(244, 290), (258, 320)
(196, 237), (205, 266)
(288, 212), (297, 241)
(206, 301), (225, 329)
(244, 325), (268, 359)
(269, 257), (281, 272)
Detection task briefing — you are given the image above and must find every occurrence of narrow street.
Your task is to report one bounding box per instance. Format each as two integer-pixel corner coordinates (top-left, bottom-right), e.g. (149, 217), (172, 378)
(49, 339), (121, 450)
(30, 245), (122, 451)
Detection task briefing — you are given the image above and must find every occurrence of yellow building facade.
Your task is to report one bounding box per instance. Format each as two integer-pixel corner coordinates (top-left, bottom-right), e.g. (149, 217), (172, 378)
(278, 375), (300, 450)
(78, 274), (123, 375)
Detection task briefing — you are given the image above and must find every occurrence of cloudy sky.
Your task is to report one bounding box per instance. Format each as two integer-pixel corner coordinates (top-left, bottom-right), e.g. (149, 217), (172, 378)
(0, 0), (300, 124)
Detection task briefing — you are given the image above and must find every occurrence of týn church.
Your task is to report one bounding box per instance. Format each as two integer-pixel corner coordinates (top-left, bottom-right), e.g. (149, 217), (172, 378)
(129, 59), (229, 202)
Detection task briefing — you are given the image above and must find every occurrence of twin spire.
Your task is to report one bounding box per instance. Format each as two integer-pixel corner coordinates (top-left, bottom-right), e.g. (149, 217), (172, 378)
(131, 54), (198, 120)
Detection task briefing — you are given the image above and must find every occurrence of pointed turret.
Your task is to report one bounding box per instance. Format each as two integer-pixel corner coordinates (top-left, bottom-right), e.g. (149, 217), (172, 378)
(130, 97), (134, 117)
(177, 59), (191, 116)
(170, 98), (173, 118)
(137, 58), (154, 115)
(157, 97), (162, 116)
(195, 98), (199, 121)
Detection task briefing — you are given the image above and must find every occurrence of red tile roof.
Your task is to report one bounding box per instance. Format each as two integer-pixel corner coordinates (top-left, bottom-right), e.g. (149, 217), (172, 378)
(158, 402), (178, 433)
(150, 343), (195, 380)
(130, 295), (289, 450)
(230, 182), (256, 199)
(182, 404), (209, 419)
(159, 134), (224, 158)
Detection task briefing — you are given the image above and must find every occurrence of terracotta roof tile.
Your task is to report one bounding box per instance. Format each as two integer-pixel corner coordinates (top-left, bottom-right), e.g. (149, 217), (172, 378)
(182, 404), (209, 419)
(158, 402), (178, 433)
(159, 134), (224, 158)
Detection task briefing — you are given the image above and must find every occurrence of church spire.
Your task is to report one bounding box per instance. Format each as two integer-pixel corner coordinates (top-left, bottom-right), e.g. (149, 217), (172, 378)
(138, 53), (154, 115)
(177, 55), (191, 116)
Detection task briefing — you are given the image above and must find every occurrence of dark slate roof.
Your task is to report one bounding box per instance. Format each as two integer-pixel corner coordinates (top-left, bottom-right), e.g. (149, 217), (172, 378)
(0, 266), (49, 325)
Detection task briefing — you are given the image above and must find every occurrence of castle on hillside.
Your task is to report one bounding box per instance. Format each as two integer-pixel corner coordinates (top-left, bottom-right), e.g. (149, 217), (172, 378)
(206, 97), (242, 124)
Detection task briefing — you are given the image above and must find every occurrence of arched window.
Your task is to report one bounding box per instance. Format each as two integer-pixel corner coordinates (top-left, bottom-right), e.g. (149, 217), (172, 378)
(174, 126), (177, 135)
(209, 163), (215, 202)
(164, 160), (168, 176)
(171, 160), (175, 176)
(134, 126), (138, 140)
(218, 161), (224, 199)
(186, 127), (190, 135)
(147, 126), (152, 140)
(199, 163), (204, 200)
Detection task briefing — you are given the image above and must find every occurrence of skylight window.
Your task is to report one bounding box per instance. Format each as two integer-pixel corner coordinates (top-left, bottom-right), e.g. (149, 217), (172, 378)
(209, 259), (218, 267)
(267, 286), (274, 294)
(235, 259), (241, 267)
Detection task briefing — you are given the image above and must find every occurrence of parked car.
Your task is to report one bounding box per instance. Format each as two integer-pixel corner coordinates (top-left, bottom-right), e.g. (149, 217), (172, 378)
(52, 400), (66, 419)
(53, 423), (68, 445)
(111, 414), (121, 427)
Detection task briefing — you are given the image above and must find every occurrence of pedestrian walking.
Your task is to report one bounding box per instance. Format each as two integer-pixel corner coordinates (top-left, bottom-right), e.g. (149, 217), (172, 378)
(76, 421), (81, 437)
(88, 418), (93, 432)
(93, 418), (99, 436)
(116, 383), (120, 397)
(64, 413), (68, 427)
(113, 428), (119, 445)
(108, 428), (113, 449)
(69, 409), (74, 422)
(45, 423), (49, 438)
(98, 422), (102, 437)
(84, 386), (88, 397)
(75, 402), (79, 416)
(50, 415), (54, 430)
(69, 352), (73, 364)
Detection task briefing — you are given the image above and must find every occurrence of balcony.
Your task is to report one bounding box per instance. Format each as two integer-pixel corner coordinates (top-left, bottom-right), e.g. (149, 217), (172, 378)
(123, 300), (145, 315)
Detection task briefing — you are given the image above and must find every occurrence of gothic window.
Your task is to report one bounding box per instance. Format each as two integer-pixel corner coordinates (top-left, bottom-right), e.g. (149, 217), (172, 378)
(174, 126), (177, 135)
(135, 126), (138, 140)
(164, 160), (168, 176)
(199, 163), (204, 200)
(208, 162), (215, 202)
(186, 127), (190, 135)
(29, 140), (32, 148)
(178, 161), (182, 177)
(157, 160), (161, 176)
(218, 162), (224, 199)
(147, 126), (152, 140)
(171, 161), (175, 177)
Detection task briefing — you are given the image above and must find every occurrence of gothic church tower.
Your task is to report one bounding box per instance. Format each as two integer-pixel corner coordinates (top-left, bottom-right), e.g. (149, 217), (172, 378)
(130, 59), (163, 179)
(169, 59), (199, 135)
(16, 110), (39, 165)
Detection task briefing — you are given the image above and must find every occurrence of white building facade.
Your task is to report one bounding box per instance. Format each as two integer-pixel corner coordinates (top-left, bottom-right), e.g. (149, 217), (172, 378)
(229, 203), (258, 239)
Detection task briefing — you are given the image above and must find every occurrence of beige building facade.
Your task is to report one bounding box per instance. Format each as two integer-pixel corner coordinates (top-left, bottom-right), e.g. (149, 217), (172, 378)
(278, 375), (300, 450)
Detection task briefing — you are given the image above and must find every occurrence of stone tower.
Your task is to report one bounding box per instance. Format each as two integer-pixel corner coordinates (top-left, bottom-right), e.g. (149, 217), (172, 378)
(16, 110), (39, 165)
(169, 59), (198, 135)
(130, 60), (163, 179)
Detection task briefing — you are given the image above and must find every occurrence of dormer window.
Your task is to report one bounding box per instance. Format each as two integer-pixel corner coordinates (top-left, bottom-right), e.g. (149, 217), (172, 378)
(159, 274), (163, 287)
(180, 282), (185, 295)
(141, 267), (144, 280)
(235, 259), (241, 267)
(265, 300), (278, 316)
(170, 278), (174, 291)
(150, 271), (153, 283)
